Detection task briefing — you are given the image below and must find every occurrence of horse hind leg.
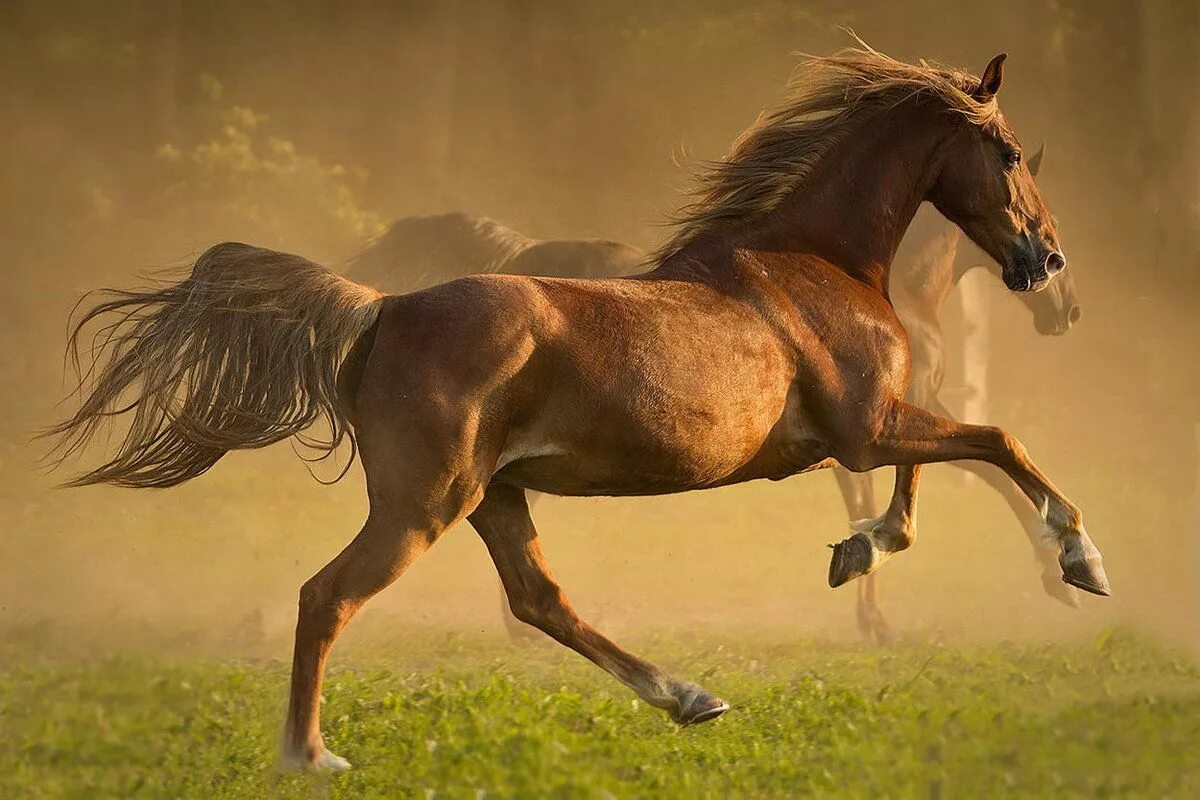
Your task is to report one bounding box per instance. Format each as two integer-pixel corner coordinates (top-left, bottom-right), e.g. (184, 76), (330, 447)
(282, 474), (484, 771)
(469, 483), (728, 725)
(498, 491), (542, 641)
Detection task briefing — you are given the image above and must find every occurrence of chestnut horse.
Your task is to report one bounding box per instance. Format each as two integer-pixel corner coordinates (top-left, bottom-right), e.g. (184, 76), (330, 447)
(49, 45), (1108, 771)
(350, 205), (1084, 645)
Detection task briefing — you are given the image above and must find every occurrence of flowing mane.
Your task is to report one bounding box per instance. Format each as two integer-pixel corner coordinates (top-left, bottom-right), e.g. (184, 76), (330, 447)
(652, 41), (1001, 264)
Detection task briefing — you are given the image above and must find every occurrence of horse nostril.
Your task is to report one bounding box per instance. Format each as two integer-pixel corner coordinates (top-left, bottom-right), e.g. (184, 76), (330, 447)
(1068, 305), (1082, 325)
(1045, 252), (1066, 275)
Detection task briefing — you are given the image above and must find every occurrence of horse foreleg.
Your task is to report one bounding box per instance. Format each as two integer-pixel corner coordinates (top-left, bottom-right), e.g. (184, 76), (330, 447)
(469, 482), (728, 725)
(922, 398), (1080, 607)
(829, 465), (922, 589)
(844, 402), (1109, 597)
(832, 468), (896, 643)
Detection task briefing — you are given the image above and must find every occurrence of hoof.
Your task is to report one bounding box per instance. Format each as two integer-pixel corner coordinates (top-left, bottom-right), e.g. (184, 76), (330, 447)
(670, 684), (729, 726)
(282, 747), (352, 773)
(1061, 559), (1110, 596)
(828, 532), (874, 588)
(1059, 545), (1110, 597)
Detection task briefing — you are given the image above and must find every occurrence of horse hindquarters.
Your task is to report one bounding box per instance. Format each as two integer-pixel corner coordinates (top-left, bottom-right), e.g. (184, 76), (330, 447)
(284, 358), (504, 770)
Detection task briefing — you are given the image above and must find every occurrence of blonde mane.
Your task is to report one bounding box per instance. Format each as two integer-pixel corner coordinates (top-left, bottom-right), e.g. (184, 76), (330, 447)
(652, 40), (1000, 264)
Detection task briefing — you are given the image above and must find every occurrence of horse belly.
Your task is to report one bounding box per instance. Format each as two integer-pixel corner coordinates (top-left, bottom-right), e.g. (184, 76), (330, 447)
(494, 391), (794, 495)
(492, 377), (833, 496)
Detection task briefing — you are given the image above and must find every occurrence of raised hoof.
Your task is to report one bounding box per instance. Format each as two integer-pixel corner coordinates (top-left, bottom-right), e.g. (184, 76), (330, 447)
(1060, 554), (1110, 597)
(671, 685), (730, 726)
(282, 747), (352, 773)
(828, 532), (874, 588)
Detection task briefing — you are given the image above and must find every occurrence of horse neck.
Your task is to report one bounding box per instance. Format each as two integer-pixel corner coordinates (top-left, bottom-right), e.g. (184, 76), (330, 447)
(719, 102), (947, 295)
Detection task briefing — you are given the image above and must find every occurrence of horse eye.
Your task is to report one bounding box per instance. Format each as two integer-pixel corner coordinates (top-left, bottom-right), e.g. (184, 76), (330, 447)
(1005, 150), (1022, 167)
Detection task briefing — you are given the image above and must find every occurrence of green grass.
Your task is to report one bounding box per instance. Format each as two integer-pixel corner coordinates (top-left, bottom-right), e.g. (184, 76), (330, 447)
(2, 629), (1198, 799)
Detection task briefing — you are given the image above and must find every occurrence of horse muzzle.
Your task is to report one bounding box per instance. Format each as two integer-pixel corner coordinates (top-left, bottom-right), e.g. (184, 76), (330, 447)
(1004, 250), (1066, 293)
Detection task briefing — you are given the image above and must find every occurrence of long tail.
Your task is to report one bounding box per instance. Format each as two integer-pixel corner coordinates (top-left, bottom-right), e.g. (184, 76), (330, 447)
(45, 242), (385, 488)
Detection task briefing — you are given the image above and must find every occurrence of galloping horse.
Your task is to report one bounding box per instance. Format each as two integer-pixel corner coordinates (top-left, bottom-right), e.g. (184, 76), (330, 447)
(349, 169), (1083, 646)
(49, 45), (1109, 771)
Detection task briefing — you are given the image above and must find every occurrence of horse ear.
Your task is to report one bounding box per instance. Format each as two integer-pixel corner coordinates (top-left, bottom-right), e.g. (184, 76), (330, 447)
(974, 53), (1006, 101)
(1026, 142), (1045, 176)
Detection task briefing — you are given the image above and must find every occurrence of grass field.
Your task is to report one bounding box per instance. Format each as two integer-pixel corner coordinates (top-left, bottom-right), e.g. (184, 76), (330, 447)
(2, 626), (1198, 799)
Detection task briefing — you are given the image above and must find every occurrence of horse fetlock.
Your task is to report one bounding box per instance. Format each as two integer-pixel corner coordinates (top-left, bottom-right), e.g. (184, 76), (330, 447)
(1037, 495), (1082, 537)
(857, 513), (915, 552)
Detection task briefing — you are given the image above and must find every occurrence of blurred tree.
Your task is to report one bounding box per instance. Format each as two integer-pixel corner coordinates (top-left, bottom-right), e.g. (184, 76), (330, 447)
(149, 76), (383, 259)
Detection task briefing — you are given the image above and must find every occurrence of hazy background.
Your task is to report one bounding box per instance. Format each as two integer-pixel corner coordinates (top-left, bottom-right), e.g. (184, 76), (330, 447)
(2, 1), (1197, 654)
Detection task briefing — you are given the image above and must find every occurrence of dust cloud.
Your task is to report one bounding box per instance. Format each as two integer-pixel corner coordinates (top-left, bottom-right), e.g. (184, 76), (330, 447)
(1, 2), (1196, 657)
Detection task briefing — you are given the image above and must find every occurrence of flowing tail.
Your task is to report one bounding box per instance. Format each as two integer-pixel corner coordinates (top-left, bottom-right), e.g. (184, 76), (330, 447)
(45, 242), (385, 488)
